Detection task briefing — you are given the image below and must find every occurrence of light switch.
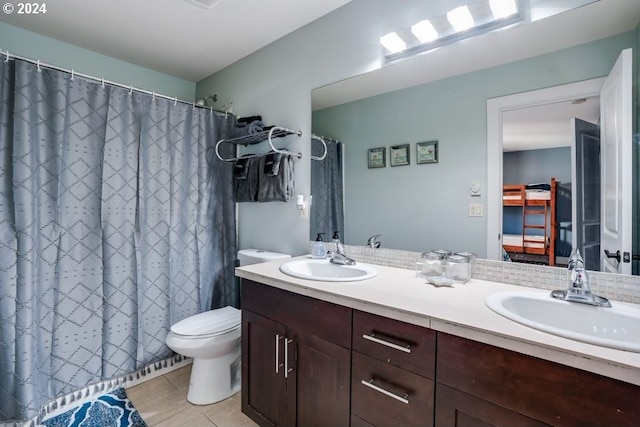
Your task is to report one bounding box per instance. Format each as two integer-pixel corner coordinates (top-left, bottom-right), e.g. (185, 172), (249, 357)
(469, 203), (483, 217)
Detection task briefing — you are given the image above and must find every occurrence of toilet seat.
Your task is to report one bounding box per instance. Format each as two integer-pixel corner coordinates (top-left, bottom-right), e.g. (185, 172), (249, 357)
(170, 306), (241, 339)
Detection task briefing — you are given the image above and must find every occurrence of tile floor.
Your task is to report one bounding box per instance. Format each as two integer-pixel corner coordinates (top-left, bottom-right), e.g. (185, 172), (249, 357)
(126, 364), (258, 427)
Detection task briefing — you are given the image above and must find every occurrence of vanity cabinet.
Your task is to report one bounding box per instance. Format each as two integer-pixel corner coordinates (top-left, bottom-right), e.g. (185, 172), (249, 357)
(435, 332), (640, 427)
(241, 279), (351, 427)
(351, 310), (436, 427)
(241, 278), (640, 427)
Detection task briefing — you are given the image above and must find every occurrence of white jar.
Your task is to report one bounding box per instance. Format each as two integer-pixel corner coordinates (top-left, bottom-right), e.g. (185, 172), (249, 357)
(421, 251), (444, 277)
(445, 254), (470, 283)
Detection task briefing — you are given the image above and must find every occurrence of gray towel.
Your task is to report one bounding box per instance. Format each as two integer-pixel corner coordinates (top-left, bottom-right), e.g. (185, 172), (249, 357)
(247, 120), (264, 134)
(234, 157), (259, 202)
(257, 153), (294, 202)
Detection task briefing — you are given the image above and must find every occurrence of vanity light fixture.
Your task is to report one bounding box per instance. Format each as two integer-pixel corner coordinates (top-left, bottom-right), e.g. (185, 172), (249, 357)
(411, 20), (439, 43)
(381, 0), (525, 63)
(489, 0), (518, 19)
(447, 6), (475, 32)
(380, 32), (407, 54)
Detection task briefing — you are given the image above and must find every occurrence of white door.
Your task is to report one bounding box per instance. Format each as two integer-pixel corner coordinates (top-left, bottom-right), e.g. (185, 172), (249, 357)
(600, 48), (633, 274)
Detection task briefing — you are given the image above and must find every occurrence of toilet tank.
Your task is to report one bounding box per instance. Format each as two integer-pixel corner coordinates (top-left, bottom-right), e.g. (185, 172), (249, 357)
(238, 248), (291, 266)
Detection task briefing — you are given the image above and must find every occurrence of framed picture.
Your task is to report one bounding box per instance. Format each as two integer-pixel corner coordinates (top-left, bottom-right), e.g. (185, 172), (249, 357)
(416, 140), (439, 164)
(390, 144), (410, 167)
(368, 147), (386, 168)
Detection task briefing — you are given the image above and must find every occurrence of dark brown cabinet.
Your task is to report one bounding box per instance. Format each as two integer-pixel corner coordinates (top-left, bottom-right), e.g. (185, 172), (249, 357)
(241, 278), (640, 427)
(351, 310), (436, 427)
(241, 279), (351, 427)
(436, 332), (640, 427)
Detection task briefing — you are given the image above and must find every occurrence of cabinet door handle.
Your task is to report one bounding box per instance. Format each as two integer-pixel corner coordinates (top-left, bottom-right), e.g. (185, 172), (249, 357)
(284, 338), (293, 378)
(275, 334), (283, 374)
(362, 333), (412, 354)
(360, 379), (409, 404)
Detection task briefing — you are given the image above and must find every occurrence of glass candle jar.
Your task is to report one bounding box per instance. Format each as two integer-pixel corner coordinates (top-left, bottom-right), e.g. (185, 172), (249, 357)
(445, 254), (471, 283)
(421, 251), (444, 277)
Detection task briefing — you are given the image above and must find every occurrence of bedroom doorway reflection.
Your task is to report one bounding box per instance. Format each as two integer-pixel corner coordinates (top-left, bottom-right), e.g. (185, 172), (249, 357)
(501, 97), (600, 268)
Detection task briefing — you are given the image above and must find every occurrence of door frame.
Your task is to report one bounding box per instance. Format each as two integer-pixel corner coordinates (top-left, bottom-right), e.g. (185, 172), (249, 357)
(486, 78), (605, 261)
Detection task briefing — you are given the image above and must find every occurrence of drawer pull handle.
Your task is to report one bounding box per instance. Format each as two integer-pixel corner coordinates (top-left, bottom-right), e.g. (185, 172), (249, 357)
(362, 333), (412, 354)
(361, 379), (409, 404)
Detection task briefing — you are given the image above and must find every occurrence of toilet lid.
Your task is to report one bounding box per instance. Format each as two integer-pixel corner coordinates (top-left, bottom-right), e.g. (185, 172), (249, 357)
(170, 306), (241, 337)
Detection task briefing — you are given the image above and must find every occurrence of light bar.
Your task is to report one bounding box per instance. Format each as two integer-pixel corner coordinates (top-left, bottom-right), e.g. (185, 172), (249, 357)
(447, 6), (475, 32)
(380, 32), (407, 53)
(489, 0), (518, 19)
(411, 20), (438, 43)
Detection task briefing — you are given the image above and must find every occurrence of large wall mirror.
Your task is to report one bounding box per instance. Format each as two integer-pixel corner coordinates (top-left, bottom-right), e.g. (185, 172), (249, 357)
(310, 1), (639, 275)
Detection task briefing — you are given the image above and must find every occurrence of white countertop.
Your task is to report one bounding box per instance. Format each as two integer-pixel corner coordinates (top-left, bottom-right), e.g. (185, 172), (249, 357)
(236, 256), (640, 386)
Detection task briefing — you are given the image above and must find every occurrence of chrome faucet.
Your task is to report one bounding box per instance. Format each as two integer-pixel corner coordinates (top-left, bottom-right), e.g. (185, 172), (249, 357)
(550, 249), (611, 307)
(329, 231), (356, 265)
(367, 234), (382, 248)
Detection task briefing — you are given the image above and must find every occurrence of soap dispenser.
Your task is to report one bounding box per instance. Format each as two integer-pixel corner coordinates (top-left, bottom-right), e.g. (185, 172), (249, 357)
(311, 233), (327, 259)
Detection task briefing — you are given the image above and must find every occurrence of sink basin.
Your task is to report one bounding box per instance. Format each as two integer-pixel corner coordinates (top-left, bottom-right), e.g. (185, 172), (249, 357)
(486, 291), (640, 352)
(279, 258), (377, 282)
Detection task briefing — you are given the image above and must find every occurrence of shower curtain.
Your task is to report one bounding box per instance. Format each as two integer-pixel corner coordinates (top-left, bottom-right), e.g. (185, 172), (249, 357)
(310, 139), (344, 239)
(0, 59), (237, 422)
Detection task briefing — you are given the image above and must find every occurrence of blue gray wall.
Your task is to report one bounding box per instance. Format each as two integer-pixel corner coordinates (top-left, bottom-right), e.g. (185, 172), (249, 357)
(197, 0), (635, 257)
(0, 22), (195, 100)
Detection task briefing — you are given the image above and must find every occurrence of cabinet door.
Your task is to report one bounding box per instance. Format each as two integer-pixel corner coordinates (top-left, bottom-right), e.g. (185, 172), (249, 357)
(436, 384), (551, 427)
(294, 333), (351, 427)
(242, 310), (288, 427)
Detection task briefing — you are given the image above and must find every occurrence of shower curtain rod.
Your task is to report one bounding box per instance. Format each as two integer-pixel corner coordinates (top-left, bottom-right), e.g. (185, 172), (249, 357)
(311, 133), (341, 144)
(0, 48), (235, 116)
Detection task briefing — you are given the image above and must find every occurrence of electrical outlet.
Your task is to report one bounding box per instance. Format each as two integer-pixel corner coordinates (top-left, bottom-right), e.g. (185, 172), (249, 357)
(469, 203), (483, 217)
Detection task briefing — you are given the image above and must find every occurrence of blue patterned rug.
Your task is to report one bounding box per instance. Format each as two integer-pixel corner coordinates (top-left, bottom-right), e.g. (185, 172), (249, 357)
(41, 387), (147, 427)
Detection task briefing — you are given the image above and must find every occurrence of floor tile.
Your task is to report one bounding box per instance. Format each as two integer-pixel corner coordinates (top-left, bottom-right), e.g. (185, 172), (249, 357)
(127, 376), (186, 426)
(127, 363), (257, 427)
(153, 406), (217, 427)
(164, 364), (192, 396)
(201, 393), (258, 427)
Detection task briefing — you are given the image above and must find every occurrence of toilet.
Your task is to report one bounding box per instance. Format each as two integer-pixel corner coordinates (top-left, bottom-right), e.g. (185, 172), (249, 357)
(165, 248), (290, 405)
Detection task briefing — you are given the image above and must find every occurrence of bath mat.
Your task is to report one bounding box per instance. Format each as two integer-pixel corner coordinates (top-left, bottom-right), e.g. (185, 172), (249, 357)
(41, 387), (147, 427)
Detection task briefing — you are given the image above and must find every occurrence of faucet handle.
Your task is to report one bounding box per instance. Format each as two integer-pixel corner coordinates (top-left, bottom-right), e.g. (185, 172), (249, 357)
(367, 234), (382, 248)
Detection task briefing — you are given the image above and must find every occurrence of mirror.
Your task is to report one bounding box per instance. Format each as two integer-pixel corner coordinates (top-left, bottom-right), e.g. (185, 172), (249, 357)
(310, 2), (638, 274)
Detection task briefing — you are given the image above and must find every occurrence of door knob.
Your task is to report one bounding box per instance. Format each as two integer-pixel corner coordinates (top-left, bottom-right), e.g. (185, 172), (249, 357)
(603, 249), (621, 263)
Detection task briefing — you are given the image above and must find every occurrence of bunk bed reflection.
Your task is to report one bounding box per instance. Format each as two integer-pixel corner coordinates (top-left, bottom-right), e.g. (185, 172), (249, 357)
(502, 178), (557, 266)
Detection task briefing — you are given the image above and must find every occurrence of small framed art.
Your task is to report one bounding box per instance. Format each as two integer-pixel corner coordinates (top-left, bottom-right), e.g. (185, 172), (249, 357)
(390, 144), (410, 167)
(416, 140), (439, 164)
(368, 147), (386, 168)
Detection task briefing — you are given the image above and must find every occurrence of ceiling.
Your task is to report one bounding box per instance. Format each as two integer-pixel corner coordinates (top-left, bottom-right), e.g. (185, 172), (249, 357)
(0, 0), (353, 82)
(502, 96), (600, 152)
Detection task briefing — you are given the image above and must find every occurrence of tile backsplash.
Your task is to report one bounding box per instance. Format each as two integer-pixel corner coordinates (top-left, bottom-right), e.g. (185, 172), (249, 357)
(332, 244), (640, 305)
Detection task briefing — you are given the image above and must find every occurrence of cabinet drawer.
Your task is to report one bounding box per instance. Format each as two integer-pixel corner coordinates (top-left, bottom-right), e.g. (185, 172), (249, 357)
(353, 310), (435, 379)
(352, 352), (434, 427)
(241, 279), (351, 348)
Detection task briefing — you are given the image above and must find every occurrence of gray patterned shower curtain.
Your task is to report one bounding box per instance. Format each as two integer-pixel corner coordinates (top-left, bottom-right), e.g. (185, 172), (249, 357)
(0, 58), (237, 422)
(310, 139), (344, 240)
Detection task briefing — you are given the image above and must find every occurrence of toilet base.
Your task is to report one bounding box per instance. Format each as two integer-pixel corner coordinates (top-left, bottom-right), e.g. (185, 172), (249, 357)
(187, 345), (241, 405)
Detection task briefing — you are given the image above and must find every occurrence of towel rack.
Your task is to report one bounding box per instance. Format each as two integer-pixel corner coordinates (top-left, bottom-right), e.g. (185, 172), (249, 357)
(310, 134), (341, 161)
(215, 126), (303, 162)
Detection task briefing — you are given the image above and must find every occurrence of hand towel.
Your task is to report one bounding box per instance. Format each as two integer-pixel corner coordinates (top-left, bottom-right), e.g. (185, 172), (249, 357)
(234, 157), (259, 202)
(257, 153), (294, 202)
